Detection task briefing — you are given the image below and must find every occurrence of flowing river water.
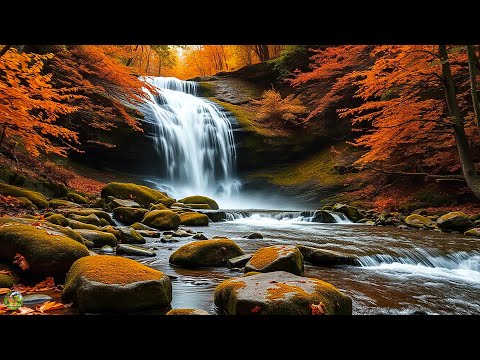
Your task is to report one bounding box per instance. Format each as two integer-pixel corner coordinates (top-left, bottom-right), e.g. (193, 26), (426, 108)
(131, 77), (480, 315)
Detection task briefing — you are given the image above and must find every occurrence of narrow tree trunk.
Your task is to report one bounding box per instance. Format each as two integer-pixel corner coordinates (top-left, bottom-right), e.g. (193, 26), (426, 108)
(439, 45), (480, 199)
(0, 122), (7, 147)
(467, 45), (480, 135)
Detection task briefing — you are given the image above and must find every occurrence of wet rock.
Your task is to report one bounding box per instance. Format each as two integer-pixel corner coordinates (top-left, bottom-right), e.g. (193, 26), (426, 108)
(243, 232), (263, 239)
(108, 197), (141, 209)
(64, 209), (114, 225)
(99, 245), (115, 254)
(116, 244), (156, 257)
(245, 245), (304, 275)
(169, 238), (244, 268)
(160, 237), (179, 243)
(113, 207), (148, 226)
(311, 210), (337, 223)
(142, 210), (181, 230)
(464, 228), (480, 238)
(63, 255), (172, 314)
(65, 192), (88, 205)
(404, 214), (435, 229)
(22, 294), (53, 306)
(117, 227), (145, 244)
(131, 222), (156, 231)
(193, 233), (208, 240)
(437, 211), (473, 232)
(397, 224), (408, 229)
(69, 213), (102, 227)
(196, 210), (226, 222)
(179, 212), (209, 226)
(227, 254), (253, 268)
(365, 220), (375, 226)
(296, 245), (359, 266)
(166, 309), (210, 315)
(101, 182), (175, 208)
(136, 230), (161, 238)
(73, 229), (117, 247)
(332, 203), (364, 222)
(178, 196), (219, 210)
(172, 230), (193, 237)
(49, 199), (82, 209)
(214, 271), (352, 315)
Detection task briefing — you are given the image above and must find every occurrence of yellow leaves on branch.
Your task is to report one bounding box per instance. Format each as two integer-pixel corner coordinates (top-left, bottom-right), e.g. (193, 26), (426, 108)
(252, 90), (306, 125)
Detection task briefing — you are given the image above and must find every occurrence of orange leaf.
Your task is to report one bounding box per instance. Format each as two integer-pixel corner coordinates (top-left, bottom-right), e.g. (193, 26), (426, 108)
(36, 301), (68, 313)
(310, 302), (326, 315)
(0, 288), (11, 295)
(13, 253), (30, 271)
(250, 305), (261, 313)
(13, 306), (35, 315)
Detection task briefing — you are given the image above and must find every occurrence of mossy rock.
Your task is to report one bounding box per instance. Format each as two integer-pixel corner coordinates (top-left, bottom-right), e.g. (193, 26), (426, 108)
(245, 245), (304, 276)
(116, 243), (155, 257)
(178, 196), (219, 210)
(187, 204), (211, 210)
(0, 273), (16, 288)
(49, 199), (82, 209)
(67, 219), (102, 231)
(142, 210), (181, 230)
(73, 229), (118, 247)
(0, 223), (89, 277)
(108, 197), (141, 209)
(404, 214), (435, 229)
(169, 238), (244, 268)
(179, 212), (209, 226)
(16, 197), (37, 210)
(101, 182), (175, 208)
(0, 183), (49, 208)
(464, 228), (480, 237)
(214, 271), (352, 315)
(437, 211), (473, 232)
(117, 227), (145, 244)
(311, 210), (337, 223)
(65, 192), (88, 204)
(64, 209), (114, 225)
(113, 207), (148, 226)
(149, 203), (168, 211)
(296, 245), (359, 266)
(166, 309), (209, 315)
(332, 203), (364, 222)
(68, 213), (102, 227)
(131, 222), (155, 231)
(62, 255), (172, 314)
(46, 214), (70, 227)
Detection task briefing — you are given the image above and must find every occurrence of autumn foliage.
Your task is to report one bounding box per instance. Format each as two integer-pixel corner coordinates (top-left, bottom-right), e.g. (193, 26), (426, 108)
(252, 89), (306, 125)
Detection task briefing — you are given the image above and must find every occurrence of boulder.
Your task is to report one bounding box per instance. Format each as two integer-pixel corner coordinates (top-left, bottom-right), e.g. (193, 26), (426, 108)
(464, 228), (480, 238)
(172, 230), (192, 237)
(116, 244), (156, 257)
(101, 182), (175, 208)
(296, 245), (359, 266)
(67, 219), (102, 231)
(99, 245), (115, 254)
(117, 227), (145, 244)
(166, 309), (209, 315)
(227, 254), (253, 268)
(149, 203), (168, 211)
(0, 183), (48, 208)
(332, 203), (364, 222)
(142, 210), (181, 230)
(0, 223), (89, 277)
(136, 230), (161, 238)
(404, 214), (435, 229)
(196, 210), (226, 222)
(48, 199), (81, 209)
(68, 213), (102, 227)
(108, 197), (141, 209)
(62, 255), (172, 313)
(46, 214), (70, 227)
(179, 212), (209, 226)
(113, 207), (148, 226)
(245, 245), (304, 275)
(243, 232), (263, 239)
(437, 211), (473, 232)
(192, 233), (208, 240)
(311, 210), (337, 223)
(73, 229), (117, 247)
(214, 271), (352, 315)
(169, 238), (244, 268)
(131, 222), (156, 231)
(65, 192), (89, 204)
(64, 209), (114, 225)
(178, 196), (219, 210)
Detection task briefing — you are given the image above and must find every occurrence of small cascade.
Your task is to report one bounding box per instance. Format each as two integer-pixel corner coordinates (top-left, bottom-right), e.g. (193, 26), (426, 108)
(224, 210), (352, 224)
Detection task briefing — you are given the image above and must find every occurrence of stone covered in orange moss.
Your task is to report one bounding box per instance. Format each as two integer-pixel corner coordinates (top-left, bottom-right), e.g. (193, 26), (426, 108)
(169, 238), (244, 268)
(166, 309), (210, 315)
(214, 271), (352, 315)
(179, 212), (209, 226)
(63, 255), (172, 313)
(245, 245), (304, 275)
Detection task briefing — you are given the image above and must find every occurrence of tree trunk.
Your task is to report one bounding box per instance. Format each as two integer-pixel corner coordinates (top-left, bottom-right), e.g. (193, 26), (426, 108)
(467, 45), (480, 135)
(439, 45), (480, 199)
(0, 122), (7, 148)
(254, 45), (270, 62)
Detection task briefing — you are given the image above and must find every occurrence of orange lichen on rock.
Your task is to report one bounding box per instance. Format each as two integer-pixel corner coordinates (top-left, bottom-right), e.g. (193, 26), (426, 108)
(266, 283), (310, 300)
(215, 279), (246, 294)
(249, 246), (282, 268)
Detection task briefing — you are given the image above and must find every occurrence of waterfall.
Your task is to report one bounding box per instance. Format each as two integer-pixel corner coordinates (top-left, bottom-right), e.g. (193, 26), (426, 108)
(141, 76), (239, 198)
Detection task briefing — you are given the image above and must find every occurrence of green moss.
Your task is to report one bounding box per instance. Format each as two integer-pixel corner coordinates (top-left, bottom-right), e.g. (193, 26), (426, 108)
(197, 82), (217, 97)
(404, 214), (435, 229)
(48, 199), (81, 209)
(64, 209), (113, 225)
(73, 229), (117, 247)
(169, 239), (244, 268)
(187, 203), (211, 210)
(178, 196), (219, 210)
(142, 210), (181, 230)
(101, 182), (175, 207)
(131, 222), (154, 231)
(46, 214), (70, 227)
(65, 192), (88, 204)
(67, 219), (102, 231)
(0, 273), (16, 288)
(16, 197), (37, 210)
(0, 223), (89, 277)
(149, 203), (168, 211)
(0, 182), (49, 208)
(113, 206), (148, 226)
(68, 213), (102, 227)
(179, 212), (209, 226)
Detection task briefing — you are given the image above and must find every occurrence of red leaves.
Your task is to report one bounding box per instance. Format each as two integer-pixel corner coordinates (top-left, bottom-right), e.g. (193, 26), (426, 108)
(13, 277), (56, 295)
(36, 301), (69, 313)
(310, 302), (326, 315)
(250, 305), (261, 314)
(13, 253), (29, 271)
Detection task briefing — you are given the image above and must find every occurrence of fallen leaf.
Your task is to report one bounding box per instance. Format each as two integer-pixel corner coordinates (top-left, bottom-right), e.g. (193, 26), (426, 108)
(310, 302), (326, 315)
(0, 269), (12, 275)
(250, 305), (261, 313)
(0, 288), (11, 295)
(12, 277), (56, 295)
(13, 306), (35, 315)
(36, 301), (67, 313)
(13, 253), (30, 271)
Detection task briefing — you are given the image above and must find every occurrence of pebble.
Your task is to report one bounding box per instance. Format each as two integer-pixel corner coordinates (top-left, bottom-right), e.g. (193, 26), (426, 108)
(99, 245), (115, 254)
(22, 294), (53, 305)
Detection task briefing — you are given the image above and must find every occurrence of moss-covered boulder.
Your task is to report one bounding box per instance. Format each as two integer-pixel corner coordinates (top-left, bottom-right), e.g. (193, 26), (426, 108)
(113, 207), (148, 226)
(404, 214), (435, 229)
(245, 245), (304, 276)
(187, 204), (211, 210)
(437, 211), (473, 232)
(16, 197), (37, 210)
(73, 229), (117, 247)
(117, 227), (145, 244)
(0, 223), (89, 277)
(166, 309), (209, 315)
(68, 213), (102, 227)
(64, 209), (114, 225)
(46, 214), (70, 227)
(332, 203), (363, 222)
(149, 203), (168, 211)
(108, 197), (141, 209)
(67, 219), (102, 231)
(63, 255), (172, 314)
(296, 245), (358, 267)
(311, 210), (337, 223)
(464, 228), (480, 237)
(65, 192), (88, 204)
(178, 196), (219, 210)
(101, 182), (175, 208)
(49, 199), (81, 209)
(179, 212), (209, 226)
(214, 271), (352, 315)
(0, 273), (16, 288)
(142, 210), (181, 230)
(169, 238), (244, 268)
(131, 222), (155, 231)
(0, 183), (49, 208)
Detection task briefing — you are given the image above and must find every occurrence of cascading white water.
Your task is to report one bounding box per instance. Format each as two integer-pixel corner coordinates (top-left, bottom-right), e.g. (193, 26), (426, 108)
(141, 76), (239, 198)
